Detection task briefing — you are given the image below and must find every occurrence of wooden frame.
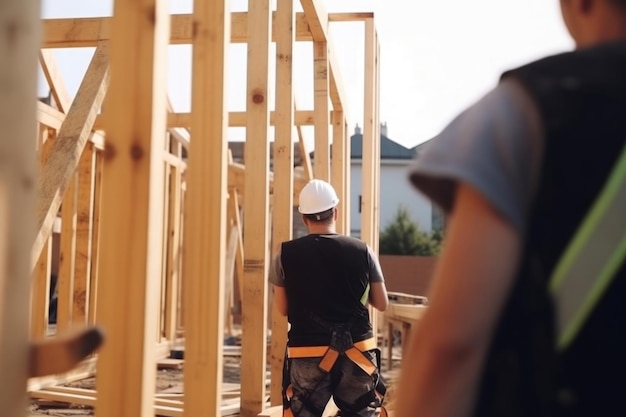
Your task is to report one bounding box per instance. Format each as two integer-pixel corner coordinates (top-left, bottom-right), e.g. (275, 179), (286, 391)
(0, 1), (383, 416)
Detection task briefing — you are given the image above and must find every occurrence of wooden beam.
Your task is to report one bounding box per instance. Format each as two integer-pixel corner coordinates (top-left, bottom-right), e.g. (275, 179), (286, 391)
(73, 142), (96, 324)
(360, 19), (376, 247)
(270, 0), (294, 405)
(373, 29), (381, 254)
(228, 187), (245, 314)
(164, 142), (182, 342)
(30, 237), (52, 340)
(0, 1), (40, 415)
(300, 0), (328, 40)
(328, 12), (375, 22)
(32, 43), (109, 270)
(241, 0), (271, 415)
(95, 0), (170, 415)
(225, 193), (239, 336)
(87, 150), (103, 325)
(313, 41), (330, 181)
(56, 174), (77, 333)
(294, 97), (313, 182)
(38, 49), (73, 113)
(31, 134), (54, 339)
(95, 110), (315, 130)
(181, 0), (230, 415)
(37, 100), (64, 129)
(41, 13), (313, 48)
(331, 110), (348, 234)
(299, 0), (348, 116)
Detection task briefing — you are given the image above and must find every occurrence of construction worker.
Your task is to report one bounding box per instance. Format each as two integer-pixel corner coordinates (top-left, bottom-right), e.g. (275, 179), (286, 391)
(269, 179), (389, 417)
(395, 0), (626, 416)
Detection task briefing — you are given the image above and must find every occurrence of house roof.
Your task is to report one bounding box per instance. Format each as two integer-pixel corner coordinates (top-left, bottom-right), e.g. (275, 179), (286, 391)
(350, 133), (415, 160)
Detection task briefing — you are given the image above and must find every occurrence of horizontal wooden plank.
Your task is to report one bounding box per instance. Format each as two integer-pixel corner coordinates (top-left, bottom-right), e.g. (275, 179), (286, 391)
(94, 110), (315, 129)
(42, 13), (312, 48)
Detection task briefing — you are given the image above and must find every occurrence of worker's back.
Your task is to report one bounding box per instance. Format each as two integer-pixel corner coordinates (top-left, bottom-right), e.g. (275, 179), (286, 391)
(474, 40), (626, 417)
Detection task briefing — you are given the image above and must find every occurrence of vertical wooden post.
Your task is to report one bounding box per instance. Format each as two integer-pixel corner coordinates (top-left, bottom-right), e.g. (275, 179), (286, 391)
(31, 237), (52, 339)
(160, 138), (172, 341)
(372, 30), (381, 254)
(95, 0), (170, 415)
(270, 0), (295, 405)
(164, 142), (182, 342)
(39, 49), (73, 113)
(0, 0), (40, 415)
(360, 18), (376, 248)
(331, 110), (347, 235)
(181, 0), (230, 415)
(313, 41), (330, 181)
(56, 174), (77, 333)
(33, 43), (110, 268)
(242, 0), (271, 415)
(73, 143), (96, 325)
(295, 99), (313, 182)
(88, 150), (103, 325)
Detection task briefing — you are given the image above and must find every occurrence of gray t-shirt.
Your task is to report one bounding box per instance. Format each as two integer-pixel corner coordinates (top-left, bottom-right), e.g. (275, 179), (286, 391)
(269, 243), (384, 287)
(408, 78), (544, 234)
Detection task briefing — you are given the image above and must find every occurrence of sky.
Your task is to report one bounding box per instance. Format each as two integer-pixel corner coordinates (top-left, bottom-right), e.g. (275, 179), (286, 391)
(40, 0), (574, 149)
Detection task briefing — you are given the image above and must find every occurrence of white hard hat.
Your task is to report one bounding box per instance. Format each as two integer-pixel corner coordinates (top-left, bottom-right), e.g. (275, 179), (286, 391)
(298, 179), (340, 214)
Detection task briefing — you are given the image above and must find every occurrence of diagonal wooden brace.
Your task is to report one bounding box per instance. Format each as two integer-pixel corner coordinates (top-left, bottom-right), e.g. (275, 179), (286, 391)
(32, 42), (110, 269)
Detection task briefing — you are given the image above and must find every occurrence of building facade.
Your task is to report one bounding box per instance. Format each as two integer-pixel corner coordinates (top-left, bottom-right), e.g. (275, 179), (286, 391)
(349, 124), (438, 238)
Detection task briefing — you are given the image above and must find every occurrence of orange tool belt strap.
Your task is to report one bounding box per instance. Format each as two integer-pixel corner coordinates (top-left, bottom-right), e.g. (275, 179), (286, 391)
(286, 337), (378, 374)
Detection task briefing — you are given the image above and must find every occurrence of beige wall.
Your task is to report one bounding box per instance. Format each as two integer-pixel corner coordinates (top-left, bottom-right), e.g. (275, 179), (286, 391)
(379, 255), (438, 297)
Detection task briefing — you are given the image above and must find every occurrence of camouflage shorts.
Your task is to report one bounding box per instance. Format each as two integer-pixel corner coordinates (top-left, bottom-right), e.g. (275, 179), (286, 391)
(284, 350), (379, 417)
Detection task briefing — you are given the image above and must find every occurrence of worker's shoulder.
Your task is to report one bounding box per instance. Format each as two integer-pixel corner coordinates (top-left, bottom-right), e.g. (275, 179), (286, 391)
(502, 41), (626, 84)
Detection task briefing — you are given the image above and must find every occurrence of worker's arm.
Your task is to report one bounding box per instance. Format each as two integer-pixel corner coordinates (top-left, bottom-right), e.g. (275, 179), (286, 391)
(273, 285), (288, 316)
(369, 282), (389, 311)
(269, 252), (288, 316)
(367, 246), (389, 311)
(394, 182), (523, 417)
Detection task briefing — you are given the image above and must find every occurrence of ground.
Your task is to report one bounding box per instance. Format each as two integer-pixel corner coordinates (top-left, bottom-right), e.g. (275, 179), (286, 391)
(27, 349), (402, 417)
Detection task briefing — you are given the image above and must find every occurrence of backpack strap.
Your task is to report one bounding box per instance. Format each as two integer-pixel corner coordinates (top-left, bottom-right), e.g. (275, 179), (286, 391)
(549, 141), (626, 351)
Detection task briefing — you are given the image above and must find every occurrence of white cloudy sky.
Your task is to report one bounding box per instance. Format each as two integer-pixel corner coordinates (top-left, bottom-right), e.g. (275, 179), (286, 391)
(40, 0), (574, 148)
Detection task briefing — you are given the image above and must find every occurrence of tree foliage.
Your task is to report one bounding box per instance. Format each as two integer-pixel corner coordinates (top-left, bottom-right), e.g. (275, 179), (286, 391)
(379, 206), (443, 256)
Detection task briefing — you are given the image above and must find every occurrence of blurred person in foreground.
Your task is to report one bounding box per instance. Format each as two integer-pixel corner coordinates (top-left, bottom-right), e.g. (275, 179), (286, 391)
(395, 1), (626, 416)
(269, 179), (389, 417)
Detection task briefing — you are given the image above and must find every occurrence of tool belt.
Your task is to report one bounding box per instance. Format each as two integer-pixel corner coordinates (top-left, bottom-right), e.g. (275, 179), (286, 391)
(283, 325), (387, 417)
(288, 336), (378, 374)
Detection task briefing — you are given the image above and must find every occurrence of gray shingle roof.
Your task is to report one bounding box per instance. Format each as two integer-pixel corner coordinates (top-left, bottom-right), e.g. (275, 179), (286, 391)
(350, 133), (416, 160)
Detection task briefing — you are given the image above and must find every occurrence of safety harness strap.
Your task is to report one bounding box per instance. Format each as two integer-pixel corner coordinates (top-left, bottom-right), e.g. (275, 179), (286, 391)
(549, 141), (626, 351)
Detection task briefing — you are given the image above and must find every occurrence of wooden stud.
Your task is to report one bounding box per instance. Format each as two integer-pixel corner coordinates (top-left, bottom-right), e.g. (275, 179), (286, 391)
(33, 42), (110, 269)
(31, 237), (52, 339)
(181, 0), (230, 415)
(42, 13), (313, 47)
(73, 143), (96, 325)
(96, 110), (315, 130)
(294, 98), (313, 182)
(164, 142), (182, 343)
(0, 0), (40, 415)
(360, 18), (376, 248)
(373, 30), (381, 254)
(231, 189), (245, 305)
(38, 49), (73, 113)
(269, 0), (295, 405)
(159, 136), (172, 341)
(56, 173), (77, 333)
(313, 41), (330, 181)
(241, 0), (271, 415)
(30, 127), (55, 339)
(331, 110), (348, 235)
(328, 12), (375, 22)
(87, 150), (103, 325)
(95, 0), (170, 415)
